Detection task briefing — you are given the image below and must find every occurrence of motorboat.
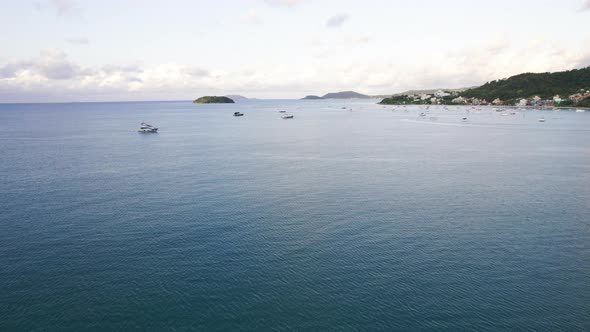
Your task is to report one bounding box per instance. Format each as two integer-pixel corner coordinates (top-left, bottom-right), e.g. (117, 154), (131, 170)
(282, 114), (294, 119)
(278, 110), (287, 113)
(419, 112), (426, 117)
(233, 112), (244, 117)
(538, 117), (546, 122)
(462, 117), (468, 121)
(138, 122), (158, 133)
(576, 109), (586, 113)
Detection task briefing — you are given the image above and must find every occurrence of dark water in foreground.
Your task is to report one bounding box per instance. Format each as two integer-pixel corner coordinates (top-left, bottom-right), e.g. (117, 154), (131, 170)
(1, 100), (589, 331)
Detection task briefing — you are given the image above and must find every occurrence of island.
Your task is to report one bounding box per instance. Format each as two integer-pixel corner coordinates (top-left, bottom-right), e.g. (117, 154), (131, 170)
(193, 96), (235, 104)
(301, 91), (370, 100)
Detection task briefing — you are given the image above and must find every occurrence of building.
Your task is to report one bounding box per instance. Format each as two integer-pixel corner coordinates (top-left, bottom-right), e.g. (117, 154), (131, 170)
(517, 98), (528, 106)
(553, 95), (562, 104)
(434, 90), (450, 98)
(492, 98), (504, 105)
(452, 96), (466, 104)
(569, 93), (584, 103)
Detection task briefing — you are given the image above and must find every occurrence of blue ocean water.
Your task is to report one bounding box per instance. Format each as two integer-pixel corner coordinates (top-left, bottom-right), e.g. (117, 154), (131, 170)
(0, 100), (589, 331)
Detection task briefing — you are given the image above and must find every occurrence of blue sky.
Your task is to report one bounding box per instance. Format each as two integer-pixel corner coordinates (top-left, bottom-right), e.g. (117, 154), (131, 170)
(1, 0), (589, 102)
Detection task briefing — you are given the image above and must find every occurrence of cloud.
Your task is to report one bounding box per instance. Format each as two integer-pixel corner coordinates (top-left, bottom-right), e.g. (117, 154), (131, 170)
(101, 64), (142, 73)
(0, 50), (84, 80)
(582, 0), (590, 11)
(242, 9), (263, 24)
(66, 37), (89, 45)
(35, 0), (82, 17)
(326, 14), (349, 28)
(2, 41), (590, 102)
(185, 67), (210, 77)
(264, 0), (304, 7)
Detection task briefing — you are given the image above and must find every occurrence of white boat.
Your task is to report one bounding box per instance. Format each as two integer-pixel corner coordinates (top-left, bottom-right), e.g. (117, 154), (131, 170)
(538, 117), (545, 122)
(501, 112), (509, 116)
(138, 122), (158, 133)
(576, 109), (586, 113)
(282, 114), (294, 119)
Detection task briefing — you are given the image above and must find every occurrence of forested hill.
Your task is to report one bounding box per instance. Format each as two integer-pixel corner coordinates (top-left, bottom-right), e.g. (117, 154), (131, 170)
(461, 67), (590, 100)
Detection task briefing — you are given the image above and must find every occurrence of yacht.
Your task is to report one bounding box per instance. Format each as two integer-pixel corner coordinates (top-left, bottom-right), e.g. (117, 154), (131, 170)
(538, 117), (546, 122)
(576, 109), (586, 113)
(138, 122), (158, 133)
(282, 114), (294, 119)
(233, 112), (244, 117)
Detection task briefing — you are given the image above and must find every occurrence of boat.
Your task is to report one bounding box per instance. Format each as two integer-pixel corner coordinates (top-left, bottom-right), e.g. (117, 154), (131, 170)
(282, 114), (294, 119)
(138, 122), (158, 133)
(576, 109), (586, 113)
(278, 110), (287, 113)
(510, 111), (517, 115)
(501, 112), (509, 116)
(419, 112), (426, 117)
(538, 117), (545, 122)
(233, 112), (244, 117)
(462, 117), (468, 121)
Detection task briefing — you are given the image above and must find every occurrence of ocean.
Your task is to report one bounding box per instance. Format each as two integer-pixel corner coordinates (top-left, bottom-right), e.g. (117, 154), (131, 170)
(1, 99), (589, 330)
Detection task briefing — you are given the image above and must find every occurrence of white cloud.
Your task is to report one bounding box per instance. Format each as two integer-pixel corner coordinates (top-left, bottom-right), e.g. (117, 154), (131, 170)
(35, 0), (82, 18)
(242, 9), (263, 24)
(66, 37), (89, 45)
(326, 14), (349, 28)
(1, 41), (589, 102)
(264, 0), (305, 7)
(582, 0), (590, 11)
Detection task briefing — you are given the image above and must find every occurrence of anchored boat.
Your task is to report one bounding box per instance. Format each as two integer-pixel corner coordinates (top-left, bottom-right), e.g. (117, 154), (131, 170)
(138, 122), (158, 133)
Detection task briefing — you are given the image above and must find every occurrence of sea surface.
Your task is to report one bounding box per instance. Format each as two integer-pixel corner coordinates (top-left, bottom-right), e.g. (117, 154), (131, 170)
(1, 100), (589, 331)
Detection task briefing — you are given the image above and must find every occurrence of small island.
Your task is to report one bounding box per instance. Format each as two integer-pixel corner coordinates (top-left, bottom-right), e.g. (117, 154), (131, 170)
(302, 95), (324, 100)
(193, 96), (235, 104)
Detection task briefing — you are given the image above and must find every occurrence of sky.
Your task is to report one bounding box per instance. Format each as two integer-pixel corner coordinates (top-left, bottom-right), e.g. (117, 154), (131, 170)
(1, 0), (589, 102)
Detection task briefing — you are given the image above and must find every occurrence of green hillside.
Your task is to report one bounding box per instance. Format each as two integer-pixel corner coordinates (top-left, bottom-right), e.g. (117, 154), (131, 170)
(462, 67), (590, 101)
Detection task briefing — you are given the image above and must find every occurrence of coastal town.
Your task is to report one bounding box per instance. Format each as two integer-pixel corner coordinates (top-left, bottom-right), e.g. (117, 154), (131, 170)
(380, 89), (590, 107)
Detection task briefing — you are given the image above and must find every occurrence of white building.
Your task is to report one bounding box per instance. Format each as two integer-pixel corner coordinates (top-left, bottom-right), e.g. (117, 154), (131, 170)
(434, 90), (450, 98)
(452, 96), (466, 104)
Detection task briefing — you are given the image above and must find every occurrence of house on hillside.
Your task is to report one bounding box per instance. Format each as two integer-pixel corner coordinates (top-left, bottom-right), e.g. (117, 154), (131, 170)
(434, 90), (450, 98)
(517, 98), (528, 106)
(569, 93), (584, 103)
(492, 98), (504, 105)
(452, 96), (466, 104)
(553, 95), (562, 104)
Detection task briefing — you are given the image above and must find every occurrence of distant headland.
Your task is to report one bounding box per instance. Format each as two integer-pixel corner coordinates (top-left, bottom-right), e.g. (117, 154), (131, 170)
(301, 91), (370, 100)
(193, 96), (235, 104)
(224, 95), (249, 102)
